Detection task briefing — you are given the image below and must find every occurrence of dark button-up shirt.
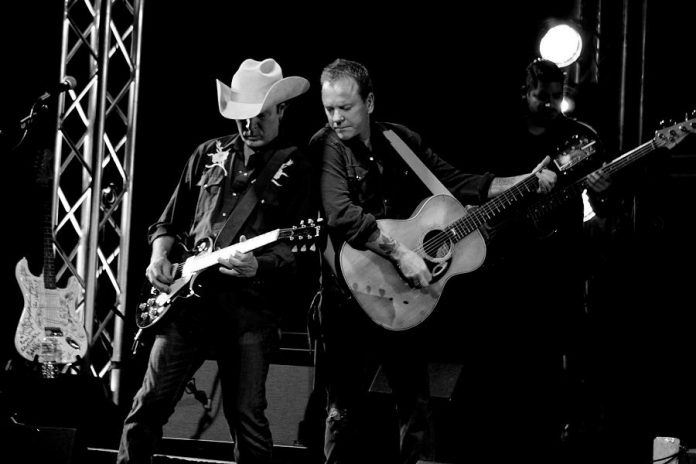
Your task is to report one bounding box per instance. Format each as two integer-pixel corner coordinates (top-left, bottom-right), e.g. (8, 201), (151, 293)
(148, 133), (313, 333)
(310, 121), (495, 250)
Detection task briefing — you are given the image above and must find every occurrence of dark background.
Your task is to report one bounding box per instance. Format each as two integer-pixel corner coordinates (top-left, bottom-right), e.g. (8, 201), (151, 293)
(1, 1), (695, 462)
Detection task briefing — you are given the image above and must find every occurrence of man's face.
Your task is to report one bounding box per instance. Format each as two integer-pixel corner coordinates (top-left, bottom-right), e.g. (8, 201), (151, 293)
(321, 77), (374, 143)
(235, 104), (284, 149)
(526, 80), (563, 125)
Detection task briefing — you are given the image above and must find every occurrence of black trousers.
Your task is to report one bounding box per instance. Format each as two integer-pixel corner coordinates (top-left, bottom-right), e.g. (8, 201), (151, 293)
(117, 315), (279, 464)
(317, 284), (435, 464)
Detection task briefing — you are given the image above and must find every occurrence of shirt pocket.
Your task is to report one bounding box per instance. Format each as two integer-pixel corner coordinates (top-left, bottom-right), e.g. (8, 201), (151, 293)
(346, 163), (376, 204)
(194, 168), (225, 218)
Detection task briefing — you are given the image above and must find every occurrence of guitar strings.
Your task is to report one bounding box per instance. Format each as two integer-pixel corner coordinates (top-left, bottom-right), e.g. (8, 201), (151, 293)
(414, 175), (539, 258)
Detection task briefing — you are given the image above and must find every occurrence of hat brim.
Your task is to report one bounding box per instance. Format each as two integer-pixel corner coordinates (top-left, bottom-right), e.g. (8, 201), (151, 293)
(217, 76), (309, 120)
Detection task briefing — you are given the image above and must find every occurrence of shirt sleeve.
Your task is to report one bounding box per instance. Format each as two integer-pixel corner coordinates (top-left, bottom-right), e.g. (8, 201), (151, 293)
(147, 145), (205, 245)
(315, 135), (379, 250)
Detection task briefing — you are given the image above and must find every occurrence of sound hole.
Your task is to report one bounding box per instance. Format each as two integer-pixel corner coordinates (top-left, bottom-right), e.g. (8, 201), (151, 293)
(421, 229), (453, 262)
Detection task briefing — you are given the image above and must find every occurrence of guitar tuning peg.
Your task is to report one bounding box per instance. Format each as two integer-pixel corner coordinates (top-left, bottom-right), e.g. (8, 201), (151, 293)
(310, 243), (316, 252)
(660, 118), (675, 128)
(300, 244), (307, 252)
(291, 245), (298, 253)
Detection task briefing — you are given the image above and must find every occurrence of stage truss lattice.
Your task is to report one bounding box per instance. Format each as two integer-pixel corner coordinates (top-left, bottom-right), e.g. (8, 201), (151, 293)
(51, 0), (144, 404)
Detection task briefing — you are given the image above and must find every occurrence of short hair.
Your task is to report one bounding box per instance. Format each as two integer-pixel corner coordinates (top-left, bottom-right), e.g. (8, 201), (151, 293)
(524, 58), (565, 93)
(320, 58), (374, 101)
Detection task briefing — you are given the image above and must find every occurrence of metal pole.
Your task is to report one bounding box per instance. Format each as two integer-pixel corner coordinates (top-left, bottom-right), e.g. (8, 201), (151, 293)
(618, 0), (629, 153)
(638, 0), (648, 144)
(83, 0), (112, 372)
(112, 0), (145, 405)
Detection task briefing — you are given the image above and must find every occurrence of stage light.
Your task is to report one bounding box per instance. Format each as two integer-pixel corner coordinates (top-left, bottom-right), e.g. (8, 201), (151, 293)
(539, 23), (583, 68)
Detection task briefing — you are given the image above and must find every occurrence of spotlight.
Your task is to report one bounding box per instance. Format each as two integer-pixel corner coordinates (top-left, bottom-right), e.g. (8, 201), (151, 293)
(539, 22), (583, 68)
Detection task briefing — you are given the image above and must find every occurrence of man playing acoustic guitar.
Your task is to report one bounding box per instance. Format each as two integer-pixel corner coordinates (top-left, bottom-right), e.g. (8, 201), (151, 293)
(309, 58), (557, 464)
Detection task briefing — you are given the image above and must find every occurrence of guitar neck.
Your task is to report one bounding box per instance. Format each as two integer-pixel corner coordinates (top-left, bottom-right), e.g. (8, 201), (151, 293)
(450, 174), (540, 238)
(43, 215), (57, 289)
(182, 229), (281, 275)
(529, 139), (658, 218)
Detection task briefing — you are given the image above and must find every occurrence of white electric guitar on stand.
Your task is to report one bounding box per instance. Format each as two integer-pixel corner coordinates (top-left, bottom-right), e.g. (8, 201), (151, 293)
(14, 149), (87, 378)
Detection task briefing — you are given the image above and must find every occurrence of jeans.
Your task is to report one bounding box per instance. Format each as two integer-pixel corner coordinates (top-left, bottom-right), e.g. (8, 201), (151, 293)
(318, 286), (435, 464)
(117, 320), (278, 464)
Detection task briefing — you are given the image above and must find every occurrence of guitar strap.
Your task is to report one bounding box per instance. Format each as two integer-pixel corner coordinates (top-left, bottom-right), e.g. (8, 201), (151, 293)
(382, 128), (454, 198)
(213, 148), (293, 249)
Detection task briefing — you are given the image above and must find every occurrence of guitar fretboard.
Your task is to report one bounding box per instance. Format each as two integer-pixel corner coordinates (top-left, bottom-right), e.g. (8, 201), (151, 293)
(528, 139), (658, 221)
(450, 174), (540, 240)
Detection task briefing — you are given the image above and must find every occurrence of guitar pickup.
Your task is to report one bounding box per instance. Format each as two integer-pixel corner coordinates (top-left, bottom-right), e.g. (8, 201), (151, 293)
(43, 327), (64, 337)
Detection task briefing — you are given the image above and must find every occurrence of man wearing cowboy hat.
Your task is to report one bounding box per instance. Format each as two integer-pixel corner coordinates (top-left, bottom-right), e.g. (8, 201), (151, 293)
(117, 58), (314, 464)
(309, 58), (558, 464)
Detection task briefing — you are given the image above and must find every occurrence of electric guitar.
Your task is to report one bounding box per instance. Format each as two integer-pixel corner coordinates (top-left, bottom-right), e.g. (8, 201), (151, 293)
(527, 114), (696, 225)
(14, 149), (88, 378)
(135, 219), (322, 330)
(339, 138), (597, 331)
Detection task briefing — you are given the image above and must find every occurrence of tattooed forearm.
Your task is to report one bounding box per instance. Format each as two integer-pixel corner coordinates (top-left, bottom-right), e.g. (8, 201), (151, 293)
(376, 233), (398, 255)
(365, 229), (401, 260)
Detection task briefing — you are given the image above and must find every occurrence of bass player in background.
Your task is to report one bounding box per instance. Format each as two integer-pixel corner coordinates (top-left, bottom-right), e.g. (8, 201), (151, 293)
(308, 58), (558, 464)
(469, 58), (613, 463)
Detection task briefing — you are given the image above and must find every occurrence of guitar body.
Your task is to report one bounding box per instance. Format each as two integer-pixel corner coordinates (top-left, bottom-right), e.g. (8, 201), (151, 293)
(14, 257), (88, 364)
(135, 267), (196, 329)
(340, 195), (486, 331)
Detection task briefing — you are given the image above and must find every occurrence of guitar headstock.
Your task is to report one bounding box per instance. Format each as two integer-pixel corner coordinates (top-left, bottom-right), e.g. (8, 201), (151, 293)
(654, 111), (696, 150)
(281, 217), (324, 252)
(553, 135), (598, 173)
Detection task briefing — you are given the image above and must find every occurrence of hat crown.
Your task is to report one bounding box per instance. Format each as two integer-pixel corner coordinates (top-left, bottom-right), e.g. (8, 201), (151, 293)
(217, 57), (308, 120)
(230, 58), (283, 104)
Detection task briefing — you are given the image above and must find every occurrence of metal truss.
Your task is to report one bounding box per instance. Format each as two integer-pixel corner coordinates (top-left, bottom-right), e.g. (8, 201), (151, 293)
(52, 0), (143, 404)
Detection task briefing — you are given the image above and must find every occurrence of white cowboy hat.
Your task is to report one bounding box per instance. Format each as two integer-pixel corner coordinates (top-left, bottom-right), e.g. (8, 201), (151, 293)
(216, 58), (309, 120)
